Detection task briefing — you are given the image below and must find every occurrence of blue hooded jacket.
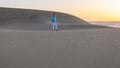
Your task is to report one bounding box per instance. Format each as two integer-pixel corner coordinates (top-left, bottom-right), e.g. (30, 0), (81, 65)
(51, 16), (57, 23)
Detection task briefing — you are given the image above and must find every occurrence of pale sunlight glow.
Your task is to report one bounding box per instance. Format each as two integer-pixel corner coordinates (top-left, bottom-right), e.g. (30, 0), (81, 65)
(106, 0), (120, 17)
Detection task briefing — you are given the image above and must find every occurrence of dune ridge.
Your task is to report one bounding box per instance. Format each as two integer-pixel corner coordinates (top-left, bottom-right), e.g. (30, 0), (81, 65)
(0, 7), (109, 31)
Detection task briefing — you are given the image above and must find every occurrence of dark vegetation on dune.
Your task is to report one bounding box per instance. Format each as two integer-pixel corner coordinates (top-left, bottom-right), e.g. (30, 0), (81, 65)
(0, 7), (109, 30)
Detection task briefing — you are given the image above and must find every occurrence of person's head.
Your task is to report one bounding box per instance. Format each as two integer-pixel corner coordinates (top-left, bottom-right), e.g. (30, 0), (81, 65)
(52, 12), (56, 16)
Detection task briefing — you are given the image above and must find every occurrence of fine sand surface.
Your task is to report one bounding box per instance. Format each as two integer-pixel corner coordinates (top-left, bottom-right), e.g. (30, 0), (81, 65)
(0, 28), (120, 68)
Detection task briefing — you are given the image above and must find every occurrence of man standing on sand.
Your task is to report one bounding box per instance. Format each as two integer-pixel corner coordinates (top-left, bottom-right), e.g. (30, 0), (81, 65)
(51, 12), (58, 31)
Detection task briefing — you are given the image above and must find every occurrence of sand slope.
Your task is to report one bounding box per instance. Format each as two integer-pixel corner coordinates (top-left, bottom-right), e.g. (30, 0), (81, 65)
(0, 7), (108, 31)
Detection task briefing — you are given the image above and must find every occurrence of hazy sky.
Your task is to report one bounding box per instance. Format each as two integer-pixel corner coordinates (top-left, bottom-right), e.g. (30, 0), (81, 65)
(0, 0), (120, 21)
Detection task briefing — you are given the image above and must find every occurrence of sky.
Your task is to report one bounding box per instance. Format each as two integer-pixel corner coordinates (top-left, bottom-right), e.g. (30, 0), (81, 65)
(0, 0), (120, 21)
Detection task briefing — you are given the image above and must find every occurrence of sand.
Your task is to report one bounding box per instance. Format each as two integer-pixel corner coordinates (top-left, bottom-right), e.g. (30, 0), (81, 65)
(0, 28), (120, 68)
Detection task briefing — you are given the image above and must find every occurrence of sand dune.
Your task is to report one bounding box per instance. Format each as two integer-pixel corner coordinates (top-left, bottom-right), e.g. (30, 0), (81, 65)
(0, 7), (118, 68)
(0, 7), (109, 31)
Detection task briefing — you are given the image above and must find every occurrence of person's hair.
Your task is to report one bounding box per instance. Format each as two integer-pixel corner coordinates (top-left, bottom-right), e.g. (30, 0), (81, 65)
(53, 12), (56, 16)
